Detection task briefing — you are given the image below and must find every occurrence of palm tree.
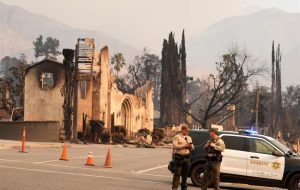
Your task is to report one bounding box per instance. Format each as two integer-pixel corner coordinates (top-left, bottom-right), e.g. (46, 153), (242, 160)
(111, 53), (126, 77)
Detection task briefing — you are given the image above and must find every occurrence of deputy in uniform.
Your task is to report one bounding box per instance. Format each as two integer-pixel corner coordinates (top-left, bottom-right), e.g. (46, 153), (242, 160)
(202, 128), (225, 190)
(172, 124), (194, 190)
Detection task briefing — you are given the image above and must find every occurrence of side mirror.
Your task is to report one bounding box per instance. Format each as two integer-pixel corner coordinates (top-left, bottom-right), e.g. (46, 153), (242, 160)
(272, 149), (284, 157)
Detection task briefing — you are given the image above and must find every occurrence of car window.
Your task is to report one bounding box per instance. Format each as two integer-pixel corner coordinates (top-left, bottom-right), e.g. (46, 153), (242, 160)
(270, 139), (292, 154)
(249, 138), (276, 155)
(222, 135), (245, 151)
(190, 132), (210, 146)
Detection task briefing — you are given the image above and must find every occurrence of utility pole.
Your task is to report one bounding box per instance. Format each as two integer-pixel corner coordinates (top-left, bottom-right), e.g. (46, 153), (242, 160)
(179, 76), (193, 124)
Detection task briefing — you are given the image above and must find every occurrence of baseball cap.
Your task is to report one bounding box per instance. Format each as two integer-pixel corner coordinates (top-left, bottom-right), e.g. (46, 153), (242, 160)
(209, 128), (218, 134)
(181, 124), (189, 131)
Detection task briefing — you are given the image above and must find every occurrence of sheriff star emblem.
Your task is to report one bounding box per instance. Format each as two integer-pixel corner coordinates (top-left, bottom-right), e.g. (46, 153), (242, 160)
(272, 161), (281, 170)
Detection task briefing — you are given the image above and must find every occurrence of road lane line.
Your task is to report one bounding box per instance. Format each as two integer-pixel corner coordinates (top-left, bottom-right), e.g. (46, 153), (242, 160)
(35, 155), (105, 164)
(0, 158), (29, 163)
(0, 158), (172, 178)
(42, 163), (172, 178)
(135, 164), (168, 174)
(0, 165), (169, 184)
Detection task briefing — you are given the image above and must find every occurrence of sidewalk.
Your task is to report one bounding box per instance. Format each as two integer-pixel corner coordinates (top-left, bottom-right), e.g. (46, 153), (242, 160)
(0, 139), (66, 151)
(0, 139), (173, 151)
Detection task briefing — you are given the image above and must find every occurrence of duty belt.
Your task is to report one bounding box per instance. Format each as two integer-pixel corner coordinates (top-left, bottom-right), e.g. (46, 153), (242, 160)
(174, 153), (190, 159)
(207, 153), (217, 157)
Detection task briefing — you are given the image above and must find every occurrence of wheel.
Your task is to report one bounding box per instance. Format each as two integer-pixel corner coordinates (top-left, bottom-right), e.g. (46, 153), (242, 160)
(288, 173), (300, 190)
(190, 164), (213, 187)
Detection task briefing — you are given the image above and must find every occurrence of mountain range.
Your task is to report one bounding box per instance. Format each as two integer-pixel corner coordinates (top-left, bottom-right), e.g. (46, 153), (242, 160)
(187, 8), (300, 87)
(0, 2), (139, 62)
(0, 2), (299, 87)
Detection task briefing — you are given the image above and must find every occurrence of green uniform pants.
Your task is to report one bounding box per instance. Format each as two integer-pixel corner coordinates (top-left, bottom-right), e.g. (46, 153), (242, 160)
(172, 157), (190, 190)
(201, 160), (221, 190)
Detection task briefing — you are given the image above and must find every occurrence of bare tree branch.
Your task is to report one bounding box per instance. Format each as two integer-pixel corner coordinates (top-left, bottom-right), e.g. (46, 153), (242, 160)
(181, 47), (266, 129)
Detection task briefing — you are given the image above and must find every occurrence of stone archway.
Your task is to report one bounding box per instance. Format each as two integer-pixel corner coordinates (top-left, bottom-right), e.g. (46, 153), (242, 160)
(121, 98), (132, 136)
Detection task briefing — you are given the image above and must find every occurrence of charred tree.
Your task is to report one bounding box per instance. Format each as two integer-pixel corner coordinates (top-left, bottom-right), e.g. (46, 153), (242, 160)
(160, 31), (187, 127)
(0, 55), (28, 119)
(270, 41), (285, 138)
(0, 78), (15, 113)
(179, 30), (187, 123)
(9, 54), (28, 108)
(275, 44), (284, 137)
(180, 48), (266, 129)
(61, 49), (75, 140)
(270, 41), (275, 136)
(160, 39), (168, 127)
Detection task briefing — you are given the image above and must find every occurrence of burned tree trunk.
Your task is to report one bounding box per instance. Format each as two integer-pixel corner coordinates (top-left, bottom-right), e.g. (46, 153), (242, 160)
(270, 41), (275, 136)
(160, 40), (168, 127)
(270, 41), (284, 138)
(179, 30), (187, 124)
(160, 31), (187, 127)
(61, 49), (75, 140)
(275, 44), (284, 137)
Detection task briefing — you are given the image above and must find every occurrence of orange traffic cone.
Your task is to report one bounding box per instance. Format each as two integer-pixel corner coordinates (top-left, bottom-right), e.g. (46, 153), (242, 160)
(103, 148), (112, 168)
(19, 127), (27, 153)
(85, 152), (95, 166)
(59, 143), (68, 161)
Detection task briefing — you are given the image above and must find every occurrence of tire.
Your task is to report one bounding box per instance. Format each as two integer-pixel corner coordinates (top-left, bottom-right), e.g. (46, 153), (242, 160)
(288, 173), (300, 190)
(190, 164), (213, 187)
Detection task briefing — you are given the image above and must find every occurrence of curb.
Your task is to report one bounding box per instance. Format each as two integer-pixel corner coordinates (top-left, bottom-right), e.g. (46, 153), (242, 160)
(0, 143), (71, 151)
(11, 144), (71, 150)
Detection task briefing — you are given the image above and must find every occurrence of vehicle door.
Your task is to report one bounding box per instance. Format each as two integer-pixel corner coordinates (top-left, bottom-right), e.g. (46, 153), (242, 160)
(246, 137), (285, 180)
(220, 135), (248, 176)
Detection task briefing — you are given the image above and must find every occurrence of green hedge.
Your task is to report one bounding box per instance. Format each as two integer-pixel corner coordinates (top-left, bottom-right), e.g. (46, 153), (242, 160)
(152, 128), (164, 143)
(99, 132), (111, 144)
(112, 125), (126, 143)
(138, 128), (151, 136)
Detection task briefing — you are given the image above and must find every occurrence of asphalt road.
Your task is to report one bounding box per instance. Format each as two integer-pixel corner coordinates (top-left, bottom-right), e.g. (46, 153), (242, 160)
(0, 144), (283, 190)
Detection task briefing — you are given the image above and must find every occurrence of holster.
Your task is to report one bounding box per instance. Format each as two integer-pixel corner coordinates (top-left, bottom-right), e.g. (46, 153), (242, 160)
(174, 153), (190, 160)
(206, 154), (222, 162)
(216, 154), (223, 162)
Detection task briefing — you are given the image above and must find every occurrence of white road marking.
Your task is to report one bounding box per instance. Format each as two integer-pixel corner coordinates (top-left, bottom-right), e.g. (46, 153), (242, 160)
(42, 163), (172, 178)
(0, 158), (29, 163)
(34, 155), (105, 164)
(135, 164), (168, 174)
(0, 165), (168, 184)
(0, 158), (172, 178)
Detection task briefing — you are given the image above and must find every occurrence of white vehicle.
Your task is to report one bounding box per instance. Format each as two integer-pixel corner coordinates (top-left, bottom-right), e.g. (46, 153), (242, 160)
(189, 130), (300, 190)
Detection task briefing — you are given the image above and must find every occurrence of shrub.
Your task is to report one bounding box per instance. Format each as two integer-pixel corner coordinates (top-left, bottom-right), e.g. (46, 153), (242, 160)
(111, 125), (126, 143)
(89, 120), (105, 143)
(152, 128), (165, 144)
(99, 132), (111, 144)
(112, 125), (127, 136)
(112, 133), (126, 143)
(138, 128), (151, 136)
(90, 120), (104, 134)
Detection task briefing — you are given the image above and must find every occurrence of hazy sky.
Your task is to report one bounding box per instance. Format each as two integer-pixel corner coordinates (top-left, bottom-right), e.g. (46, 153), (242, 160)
(1, 0), (300, 53)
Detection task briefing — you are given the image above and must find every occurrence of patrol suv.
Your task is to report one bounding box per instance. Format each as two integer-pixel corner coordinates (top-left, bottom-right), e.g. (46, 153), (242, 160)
(189, 129), (300, 190)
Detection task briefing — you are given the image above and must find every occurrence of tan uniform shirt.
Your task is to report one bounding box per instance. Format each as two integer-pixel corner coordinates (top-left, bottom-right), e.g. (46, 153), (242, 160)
(205, 137), (225, 152)
(173, 134), (194, 155)
(213, 138), (225, 152)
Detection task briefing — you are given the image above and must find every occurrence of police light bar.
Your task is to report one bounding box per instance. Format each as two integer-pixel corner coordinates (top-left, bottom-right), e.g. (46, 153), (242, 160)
(238, 129), (258, 135)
